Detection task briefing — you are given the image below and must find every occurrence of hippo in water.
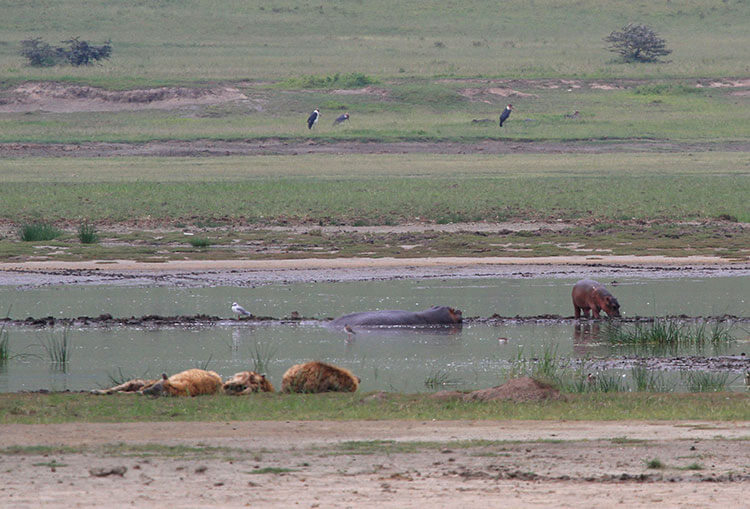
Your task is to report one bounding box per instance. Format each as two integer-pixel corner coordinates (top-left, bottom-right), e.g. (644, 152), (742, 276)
(572, 279), (621, 319)
(330, 305), (462, 328)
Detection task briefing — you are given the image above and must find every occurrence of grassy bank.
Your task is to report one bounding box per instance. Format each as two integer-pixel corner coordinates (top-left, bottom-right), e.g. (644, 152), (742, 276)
(0, 153), (747, 225)
(0, 0), (748, 83)
(1, 391), (748, 424)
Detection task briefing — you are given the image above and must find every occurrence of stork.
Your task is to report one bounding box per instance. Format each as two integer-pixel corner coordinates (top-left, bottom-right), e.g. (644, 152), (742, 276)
(333, 112), (349, 126)
(499, 104), (512, 127)
(307, 108), (320, 129)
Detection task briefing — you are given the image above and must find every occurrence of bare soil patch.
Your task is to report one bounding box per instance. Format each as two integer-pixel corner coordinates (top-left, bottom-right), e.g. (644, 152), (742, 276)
(0, 420), (747, 507)
(0, 82), (247, 113)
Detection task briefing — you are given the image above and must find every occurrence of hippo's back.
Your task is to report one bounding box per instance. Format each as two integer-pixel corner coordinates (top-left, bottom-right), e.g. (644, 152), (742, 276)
(331, 310), (424, 327)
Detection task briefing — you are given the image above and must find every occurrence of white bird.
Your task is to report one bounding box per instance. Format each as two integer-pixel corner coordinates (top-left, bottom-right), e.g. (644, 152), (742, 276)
(307, 108), (320, 129)
(344, 324), (356, 336)
(232, 302), (252, 318)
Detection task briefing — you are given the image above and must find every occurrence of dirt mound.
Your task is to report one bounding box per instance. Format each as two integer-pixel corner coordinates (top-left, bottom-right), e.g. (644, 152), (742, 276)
(330, 86), (389, 97)
(459, 88), (537, 103)
(0, 82), (247, 113)
(464, 377), (564, 403)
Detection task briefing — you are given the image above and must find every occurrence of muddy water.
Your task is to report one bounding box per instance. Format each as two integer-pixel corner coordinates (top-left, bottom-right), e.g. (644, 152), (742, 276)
(0, 276), (748, 393)
(1, 276), (748, 320)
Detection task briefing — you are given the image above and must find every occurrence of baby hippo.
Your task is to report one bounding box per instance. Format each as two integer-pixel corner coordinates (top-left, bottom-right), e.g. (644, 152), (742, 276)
(572, 279), (621, 319)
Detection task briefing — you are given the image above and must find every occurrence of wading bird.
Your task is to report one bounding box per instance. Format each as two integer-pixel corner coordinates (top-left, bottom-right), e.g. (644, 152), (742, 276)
(307, 108), (320, 129)
(231, 302), (252, 318)
(333, 112), (349, 126)
(499, 104), (512, 127)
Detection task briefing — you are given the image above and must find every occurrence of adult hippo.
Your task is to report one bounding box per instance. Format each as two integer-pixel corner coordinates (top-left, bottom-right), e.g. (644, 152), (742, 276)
(330, 305), (462, 328)
(572, 279), (621, 319)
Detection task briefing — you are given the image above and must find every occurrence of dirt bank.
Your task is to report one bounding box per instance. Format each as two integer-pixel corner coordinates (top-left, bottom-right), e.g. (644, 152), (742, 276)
(2, 258), (749, 288)
(0, 420), (747, 507)
(2, 138), (749, 158)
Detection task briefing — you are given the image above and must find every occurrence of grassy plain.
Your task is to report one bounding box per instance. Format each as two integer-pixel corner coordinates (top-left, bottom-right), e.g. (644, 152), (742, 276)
(0, 82), (747, 144)
(0, 153), (747, 224)
(0, 392), (748, 424)
(0, 0), (748, 84)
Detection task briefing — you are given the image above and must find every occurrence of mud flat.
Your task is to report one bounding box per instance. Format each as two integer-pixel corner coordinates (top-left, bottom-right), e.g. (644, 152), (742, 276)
(0, 420), (747, 508)
(2, 257), (749, 288)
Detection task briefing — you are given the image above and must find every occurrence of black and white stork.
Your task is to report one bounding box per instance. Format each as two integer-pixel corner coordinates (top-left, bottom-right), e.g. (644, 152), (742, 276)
(499, 104), (512, 127)
(333, 112), (349, 126)
(307, 108), (320, 129)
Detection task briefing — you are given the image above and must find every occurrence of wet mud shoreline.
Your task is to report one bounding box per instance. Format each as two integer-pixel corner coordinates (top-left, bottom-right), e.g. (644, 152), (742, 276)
(2, 260), (749, 288)
(1, 312), (748, 328)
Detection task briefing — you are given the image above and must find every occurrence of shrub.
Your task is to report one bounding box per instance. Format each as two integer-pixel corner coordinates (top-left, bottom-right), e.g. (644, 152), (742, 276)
(188, 237), (211, 248)
(78, 222), (98, 244)
(604, 23), (671, 63)
(19, 223), (62, 241)
(20, 37), (111, 67)
(280, 72), (377, 89)
(62, 37), (112, 66)
(19, 38), (63, 67)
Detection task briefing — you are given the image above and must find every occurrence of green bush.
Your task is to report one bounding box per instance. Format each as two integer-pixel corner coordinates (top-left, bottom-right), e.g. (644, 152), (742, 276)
(188, 237), (211, 248)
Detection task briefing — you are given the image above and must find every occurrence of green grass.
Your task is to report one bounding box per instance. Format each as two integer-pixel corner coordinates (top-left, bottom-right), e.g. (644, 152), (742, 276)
(77, 222), (98, 244)
(603, 320), (737, 355)
(38, 327), (72, 366)
(18, 223), (62, 242)
(188, 237), (211, 248)
(1, 392), (747, 424)
(0, 153), (747, 226)
(644, 458), (665, 469)
(0, 0), (748, 84)
(681, 371), (737, 392)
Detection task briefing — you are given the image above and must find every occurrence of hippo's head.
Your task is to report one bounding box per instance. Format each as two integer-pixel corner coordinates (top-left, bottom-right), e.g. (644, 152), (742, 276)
(141, 373), (169, 397)
(447, 307), (463, 323)
(603, 295), (621, 318)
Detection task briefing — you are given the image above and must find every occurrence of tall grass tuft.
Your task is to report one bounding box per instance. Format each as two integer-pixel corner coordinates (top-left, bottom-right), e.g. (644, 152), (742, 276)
(19, 223), (62, 241)
(424, 368), (462, 390)
(631, 364), (674, 392)
(0, 322), (9, 364)
(603, 319), (735, 354)
(77, 221), (98, 244)
(249, 340), (277, 374)
(39, 327), (72, 367)
(195, 355), (213, 371)
(681, 371), (735, 392)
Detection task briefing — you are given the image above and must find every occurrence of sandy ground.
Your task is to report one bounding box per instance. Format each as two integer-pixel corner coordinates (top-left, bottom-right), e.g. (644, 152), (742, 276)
(0, 420), (748, 508)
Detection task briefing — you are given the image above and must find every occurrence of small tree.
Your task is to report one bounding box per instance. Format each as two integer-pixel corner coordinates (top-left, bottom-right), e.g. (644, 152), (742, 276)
(62, 37), (112, 66)
(604, 23), (671, 63)
(20, 38), (64, 67)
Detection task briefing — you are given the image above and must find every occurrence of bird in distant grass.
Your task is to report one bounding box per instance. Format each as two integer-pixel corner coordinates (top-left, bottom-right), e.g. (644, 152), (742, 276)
(232, 302), (252, 319)
(499, 104), (512, 127)
(307, 108), (320, 129)
(344, 324), (356, 338)
(333, 112), (349, 126)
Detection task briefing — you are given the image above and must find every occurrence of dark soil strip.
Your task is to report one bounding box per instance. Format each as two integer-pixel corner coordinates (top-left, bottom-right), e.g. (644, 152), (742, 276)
(451, 466), (750, 483)
(2, 139), (750, 158)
